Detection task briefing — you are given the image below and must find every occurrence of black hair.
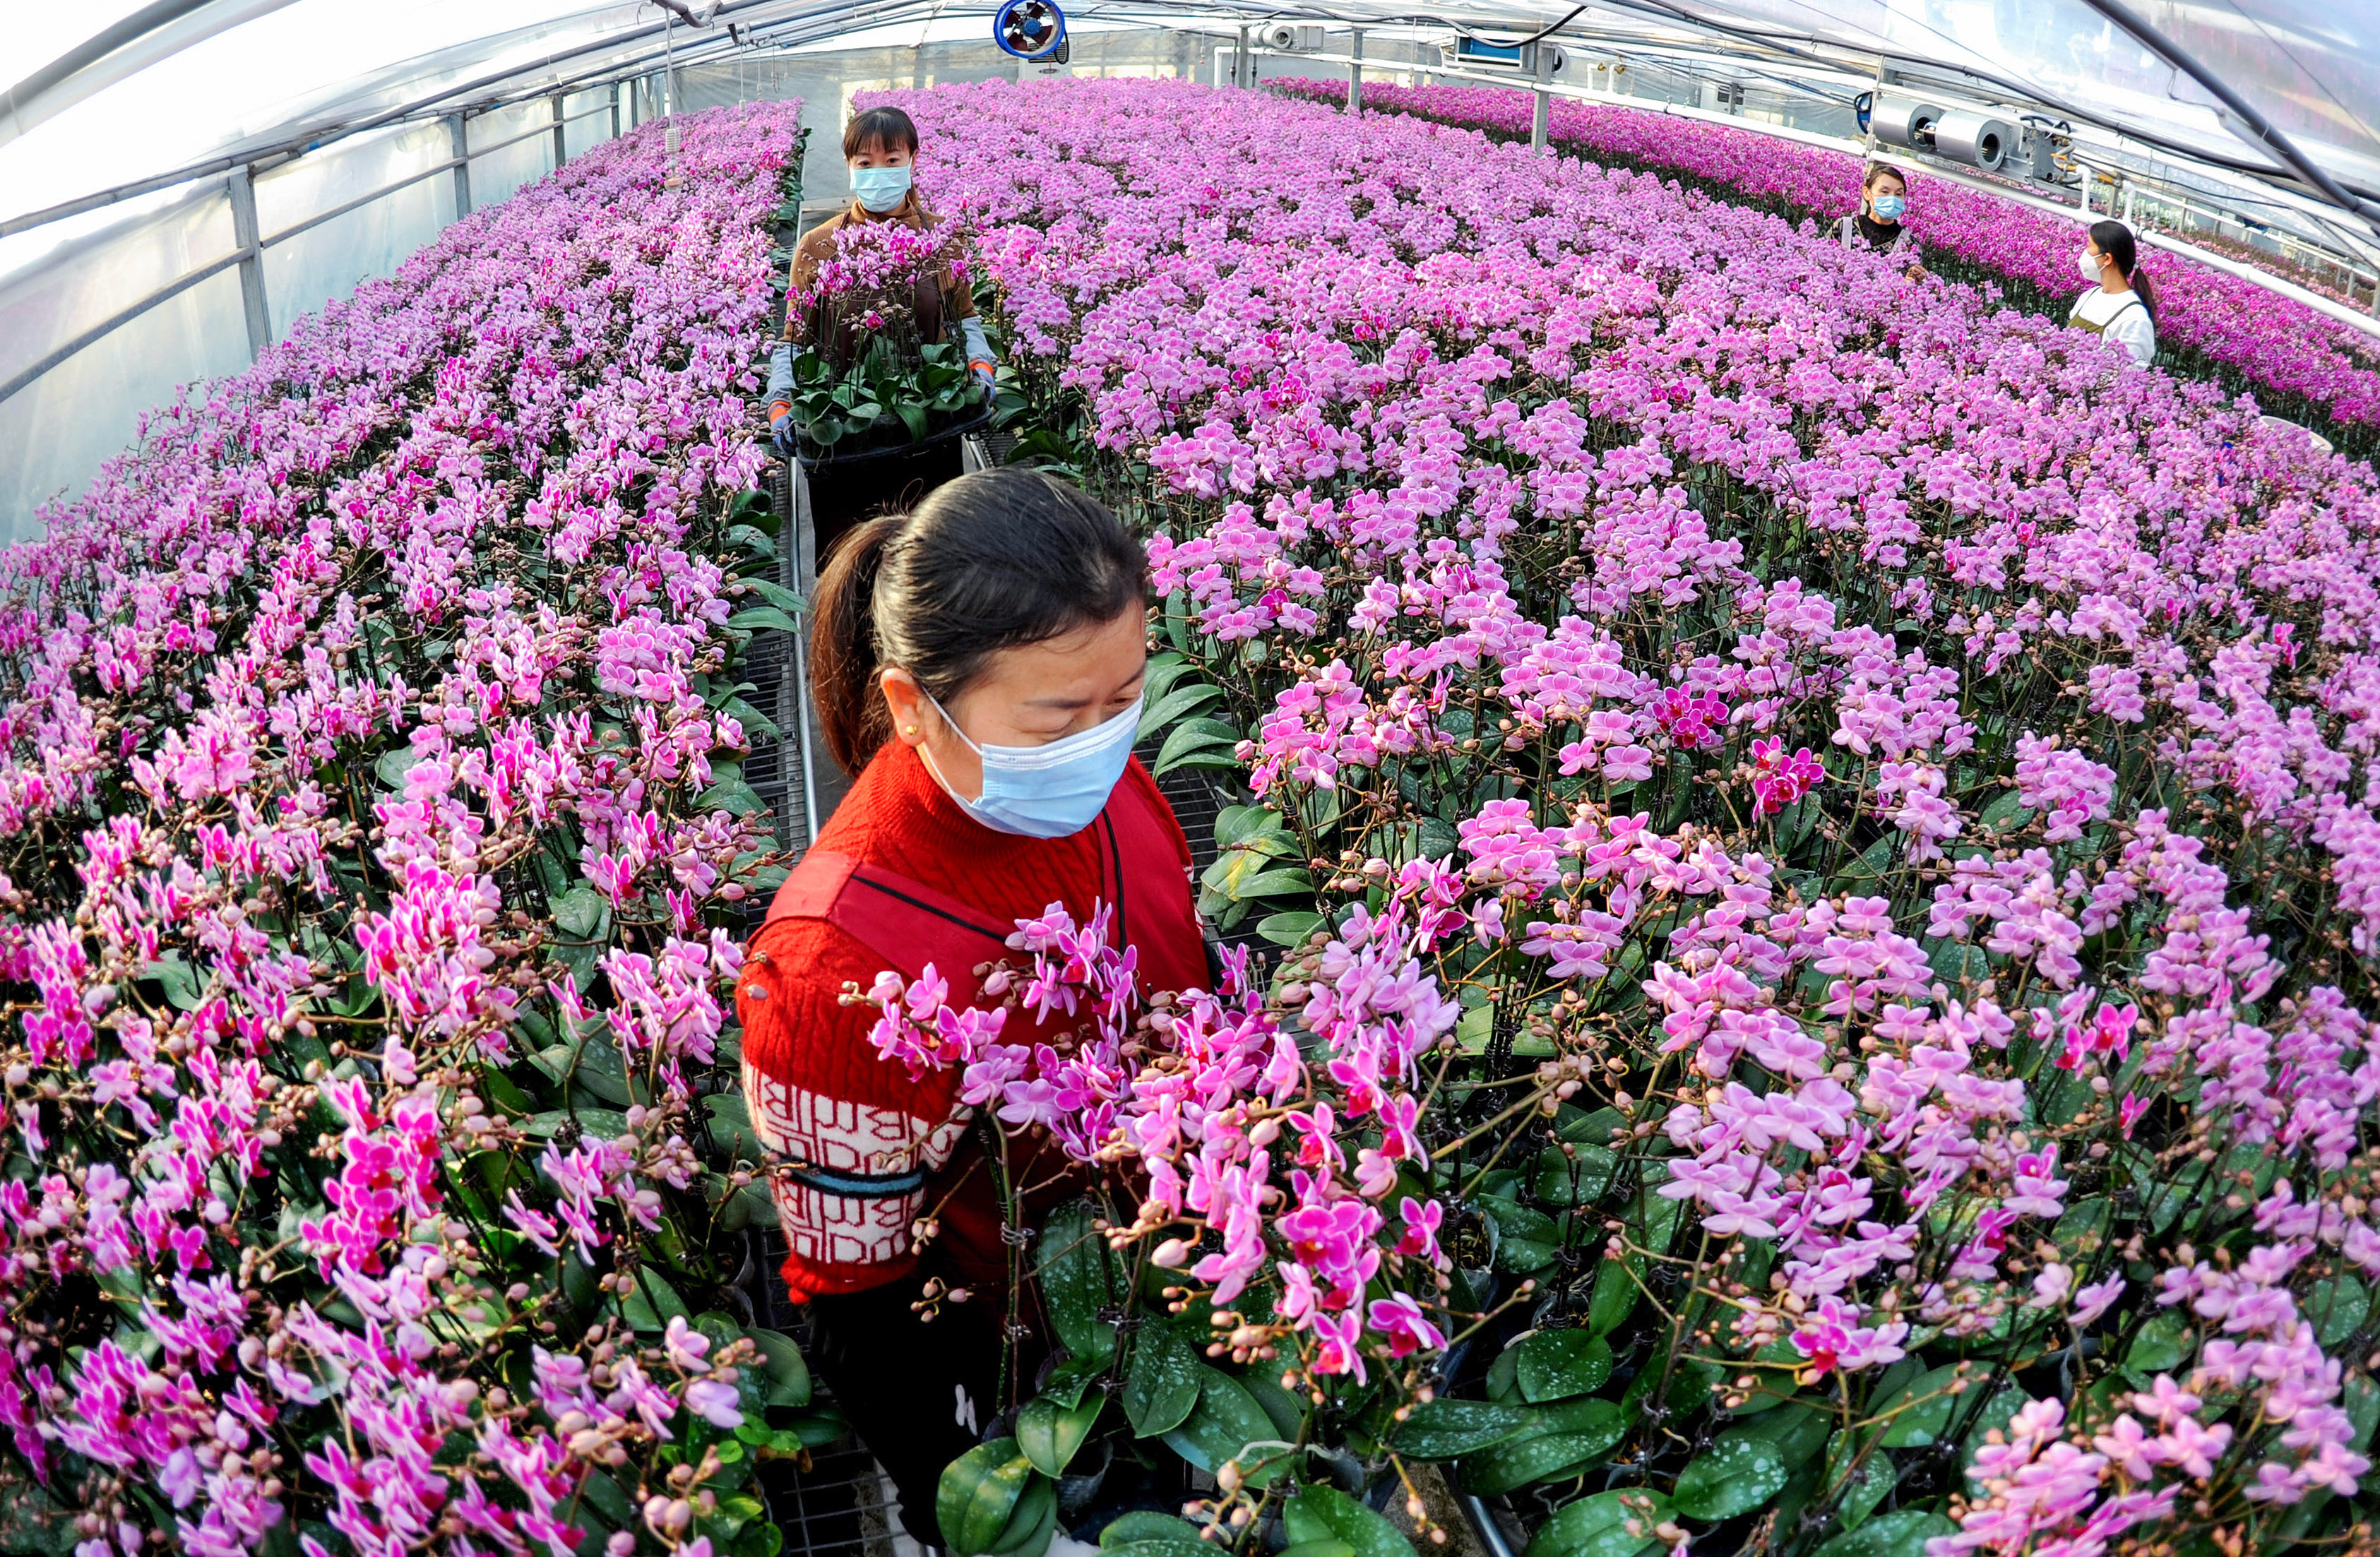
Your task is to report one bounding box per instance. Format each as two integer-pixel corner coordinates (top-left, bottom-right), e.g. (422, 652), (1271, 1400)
(2088, 219), (2158, 321)
(1861, 162), (1907, 192)
(809, 468), (1148, 776)
(843, 106), (920, 162)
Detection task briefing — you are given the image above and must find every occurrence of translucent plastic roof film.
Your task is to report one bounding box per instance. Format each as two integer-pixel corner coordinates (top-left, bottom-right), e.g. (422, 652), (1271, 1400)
(1224, 0), (2376, 208)
(6, 0), (2376, 232)
(3, 0), (666, 224)
(1654, 0), (2379, 196)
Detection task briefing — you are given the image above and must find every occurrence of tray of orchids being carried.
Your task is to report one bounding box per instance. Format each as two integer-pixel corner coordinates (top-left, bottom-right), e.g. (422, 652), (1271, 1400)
(783, 219), (995, 463)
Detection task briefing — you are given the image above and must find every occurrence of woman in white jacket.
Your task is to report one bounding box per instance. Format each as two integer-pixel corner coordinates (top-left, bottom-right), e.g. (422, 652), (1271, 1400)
(2069, 219), (2158, 369)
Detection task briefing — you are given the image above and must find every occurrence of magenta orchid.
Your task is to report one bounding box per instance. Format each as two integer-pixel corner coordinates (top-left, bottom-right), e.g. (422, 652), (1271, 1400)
(867, 75), (2380, 1557)
(0, 102), (830, 1557)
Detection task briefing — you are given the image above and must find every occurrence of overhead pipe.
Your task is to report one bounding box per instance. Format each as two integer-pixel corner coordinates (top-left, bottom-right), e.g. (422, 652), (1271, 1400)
(1, 0), (219, 108)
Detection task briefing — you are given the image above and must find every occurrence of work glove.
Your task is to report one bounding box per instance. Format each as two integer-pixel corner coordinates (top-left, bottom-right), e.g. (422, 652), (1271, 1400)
(960, 317), (996, 392)
(768, 401), (796, 457)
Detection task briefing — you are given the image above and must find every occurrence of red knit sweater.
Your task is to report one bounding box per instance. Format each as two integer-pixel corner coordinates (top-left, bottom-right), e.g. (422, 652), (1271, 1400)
(736, 739), (1206, 1300)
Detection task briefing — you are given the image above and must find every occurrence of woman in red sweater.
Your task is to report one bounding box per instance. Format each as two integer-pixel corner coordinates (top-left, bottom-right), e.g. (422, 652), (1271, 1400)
(735, 467), (1209, 1546)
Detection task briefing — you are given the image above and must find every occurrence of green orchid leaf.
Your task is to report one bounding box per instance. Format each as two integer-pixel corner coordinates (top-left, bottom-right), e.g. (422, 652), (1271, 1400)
(1670, 1436), (1787, 1520)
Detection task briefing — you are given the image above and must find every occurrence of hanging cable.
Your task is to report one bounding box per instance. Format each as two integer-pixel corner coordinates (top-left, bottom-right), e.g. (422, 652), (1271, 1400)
(1446, 5), (1588, 49)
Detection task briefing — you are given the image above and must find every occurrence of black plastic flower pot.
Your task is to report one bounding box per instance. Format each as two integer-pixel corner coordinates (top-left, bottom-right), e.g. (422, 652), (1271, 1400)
(797, 403), (997, 563)
(801, 401), (996, 469)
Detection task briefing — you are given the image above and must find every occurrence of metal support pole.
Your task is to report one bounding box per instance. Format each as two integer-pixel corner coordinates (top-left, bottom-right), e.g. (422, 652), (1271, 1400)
(551, 93), (566, 169)
(1531, 46), (1551, 153)
(446, 113), (472, 217)
(611, 79), (622, 138)
(1861, 53), (1884, 163)
(1347, 27), (1362, 112)
(663, 18), (682, 184)
(225, 165), (270, 359)
(1234, 26), (1250, 88)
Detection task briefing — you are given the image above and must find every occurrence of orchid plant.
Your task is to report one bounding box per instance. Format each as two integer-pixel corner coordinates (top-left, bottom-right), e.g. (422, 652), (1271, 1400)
(1268, 78), (2380, 458)
(0, 105), (836, 1557)
(855, 77), (2380, 1557)
(784, 220), (990, 455)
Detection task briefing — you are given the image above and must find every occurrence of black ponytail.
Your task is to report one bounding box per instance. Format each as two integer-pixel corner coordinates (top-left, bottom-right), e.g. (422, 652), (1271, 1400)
(2089, 219), (2156, 321)
(807, 467), (1148, 777)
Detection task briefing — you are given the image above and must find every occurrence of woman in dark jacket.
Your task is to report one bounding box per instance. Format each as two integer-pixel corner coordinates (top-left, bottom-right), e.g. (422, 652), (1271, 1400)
(1835, 162), (1926, 281)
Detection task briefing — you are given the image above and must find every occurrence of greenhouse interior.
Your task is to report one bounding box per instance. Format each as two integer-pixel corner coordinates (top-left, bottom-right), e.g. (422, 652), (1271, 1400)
(3, 2), (2380, 1557)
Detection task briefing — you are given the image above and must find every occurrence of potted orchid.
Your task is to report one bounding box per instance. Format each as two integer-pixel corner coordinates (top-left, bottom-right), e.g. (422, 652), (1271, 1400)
(839, 76), (2380, 1557)
(0, 105), (847, 1557)
(783, 220), (993, 459)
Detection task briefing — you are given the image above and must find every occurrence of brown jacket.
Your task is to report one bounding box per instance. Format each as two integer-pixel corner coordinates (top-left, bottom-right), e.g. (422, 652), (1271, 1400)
(783, 191), (977, 345)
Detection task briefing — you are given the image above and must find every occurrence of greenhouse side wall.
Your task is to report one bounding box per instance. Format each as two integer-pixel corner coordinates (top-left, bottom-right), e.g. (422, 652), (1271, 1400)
(0, 27), (1237, 546)
(0, 181), (256, 548)
(0, 92), (595, 544)
(248, 120), (463, 368)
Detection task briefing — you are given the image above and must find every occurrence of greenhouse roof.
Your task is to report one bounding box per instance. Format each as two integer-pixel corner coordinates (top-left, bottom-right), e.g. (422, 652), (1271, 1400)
(5, 0), (2374, 240)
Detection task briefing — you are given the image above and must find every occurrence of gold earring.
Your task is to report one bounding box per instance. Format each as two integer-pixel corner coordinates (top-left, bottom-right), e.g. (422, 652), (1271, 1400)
(905, 724), (918, 735)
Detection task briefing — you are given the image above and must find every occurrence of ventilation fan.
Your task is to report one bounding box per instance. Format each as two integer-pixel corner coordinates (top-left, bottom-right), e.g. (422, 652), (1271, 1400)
(1259, 23), (1326, 51)
(994, 0), (1066, 59)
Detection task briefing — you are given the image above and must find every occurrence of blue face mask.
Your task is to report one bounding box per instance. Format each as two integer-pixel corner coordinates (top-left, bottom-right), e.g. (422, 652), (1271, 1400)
(921, 691), (1145, 840)
(1871, 193), (1906, 222)
(850, 164), (913, 213)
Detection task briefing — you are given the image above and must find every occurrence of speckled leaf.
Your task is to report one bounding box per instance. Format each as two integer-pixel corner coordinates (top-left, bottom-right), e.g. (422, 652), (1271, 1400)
(1017, 1394), (1102, 1478)
(1123, 1325), (1202, 1438)
(1521, 1490), (1672, 1557)
(1035, 1203), (1118, 1366)
(936, 1439), (1033, 1556)
(1516, 1330), (1615, 1402)
(1811, 1510), (1956, 1557)
(1388, 1398), (1535, 1460)
(1458, 1424), (1618, 1496)
(1160, 1371), (1280, 1483)
(1872, 1364), (1963, 1448)
(1671, 1436), (1787, 1520)
(1282, 1486), (1414, 1557)
(2313, 1275), (2370, 1348)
